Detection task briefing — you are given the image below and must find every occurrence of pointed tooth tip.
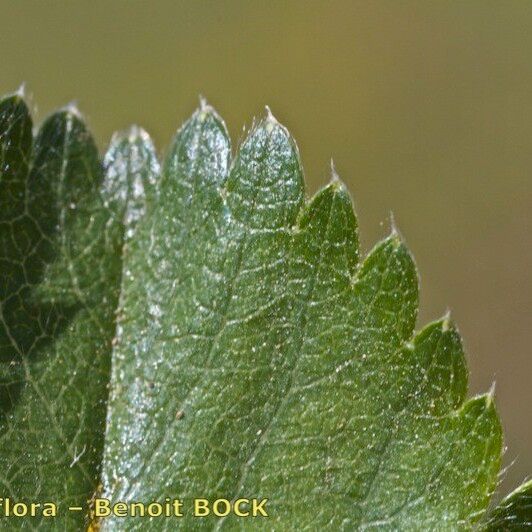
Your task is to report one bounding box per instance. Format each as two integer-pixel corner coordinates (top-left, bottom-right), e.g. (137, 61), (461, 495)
(389, 211), (398, 234)
(109, 125), (152, 149)
(195, 95), (222, 124)
(5, 83), (28, 105)
(261, 106), (292, 140)
(441, 309), (452, 331)
(328, 160), (347, 191)
(264, 105), (277, 122)
(61, 101), (83, 119)
(330, 158), (340, 181)
(264, 105), (283, 130)
(16, 82), (27, 99)
(488, 381), (497, 402)
(387, 212), (404, 246)
(126, 124), (150, 143)
(199, 94), (210, 111)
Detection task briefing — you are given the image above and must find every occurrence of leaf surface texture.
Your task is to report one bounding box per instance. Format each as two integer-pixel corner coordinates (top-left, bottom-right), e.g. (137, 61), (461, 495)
(0, 93), (528, 530)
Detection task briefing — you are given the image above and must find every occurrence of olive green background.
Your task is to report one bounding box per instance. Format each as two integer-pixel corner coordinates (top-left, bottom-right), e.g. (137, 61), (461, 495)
(1, 0), (530, 497)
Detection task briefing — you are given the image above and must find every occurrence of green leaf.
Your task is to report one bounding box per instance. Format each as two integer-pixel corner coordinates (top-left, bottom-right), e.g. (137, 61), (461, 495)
(0, 93), (529, 530)
(0, 93), (155, 529)
(100, 106), (502, 530)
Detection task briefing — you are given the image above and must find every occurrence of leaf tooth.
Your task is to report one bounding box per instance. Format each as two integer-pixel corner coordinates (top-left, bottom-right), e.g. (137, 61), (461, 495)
(441, 393), (503, 523)
(33, 107), (99, 196)
(296, 180), (359, 279)
(163, 102), (230, 195)
(404, 316), (468, 414)
(103, 125), (160, 238)
(455, 393), (501, 449)
(483, 478), (532, 530)
(226, 110), (304, 229)
(30, 108), (103, 300)
(353, 234), (418, 346)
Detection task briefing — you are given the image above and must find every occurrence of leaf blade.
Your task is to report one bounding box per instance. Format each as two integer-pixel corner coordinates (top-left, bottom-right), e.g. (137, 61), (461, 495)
(0, 96), (112, 528)
(0, 94), (516, 530)
(100, 108), (503, 530)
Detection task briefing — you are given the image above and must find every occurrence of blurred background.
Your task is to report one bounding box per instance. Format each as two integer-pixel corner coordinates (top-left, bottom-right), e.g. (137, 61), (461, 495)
(1, 1), (530, 498)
